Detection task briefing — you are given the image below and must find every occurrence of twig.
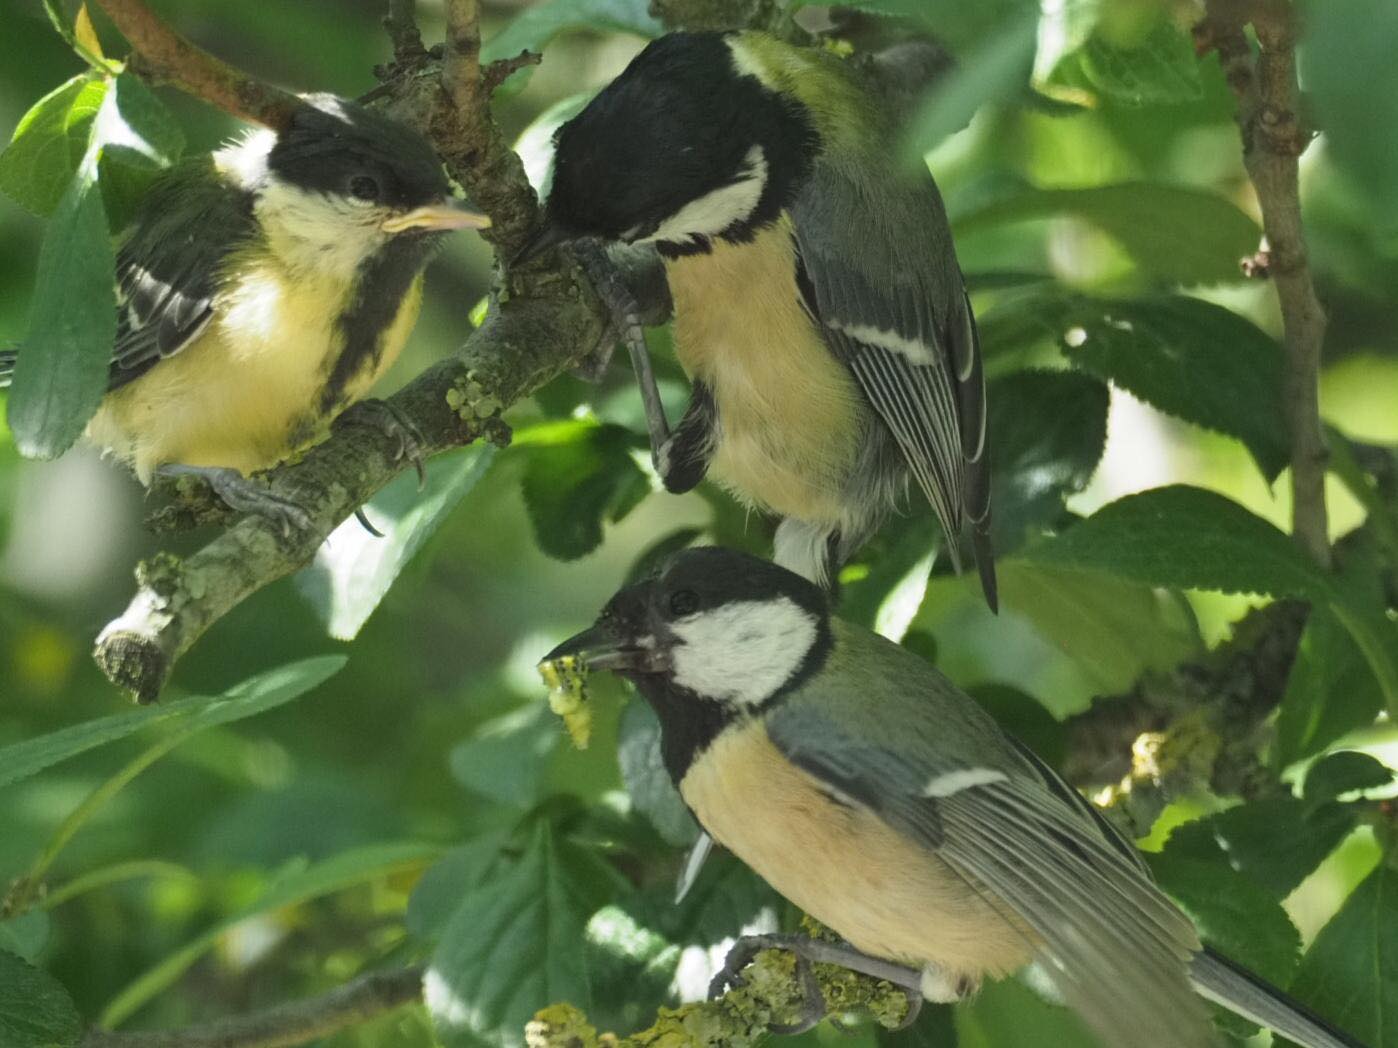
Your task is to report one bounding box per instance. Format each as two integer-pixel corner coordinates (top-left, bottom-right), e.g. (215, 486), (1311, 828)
(430, 0), (540, 255)
(81, 967), (423, 1048)
(384, 0), (428, 68)
(1199, 0), (1330, 567)
(90, 0), (300, 128)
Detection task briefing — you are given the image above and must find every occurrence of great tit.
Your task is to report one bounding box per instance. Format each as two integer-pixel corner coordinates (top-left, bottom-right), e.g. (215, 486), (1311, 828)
(525, 32), (995, 607)
(0, 94), (487, 525)
(546, 547), (1363, 1048)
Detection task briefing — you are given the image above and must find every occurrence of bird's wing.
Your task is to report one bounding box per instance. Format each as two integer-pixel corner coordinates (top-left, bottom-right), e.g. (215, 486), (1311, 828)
(789, 157), (992, 597)
(108, 162), (255, 391)
(765, 640), (1210, 1047)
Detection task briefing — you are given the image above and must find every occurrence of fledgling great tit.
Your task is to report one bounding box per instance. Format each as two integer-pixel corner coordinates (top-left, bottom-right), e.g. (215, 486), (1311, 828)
(524, 32), (995, 607)
(0, 94), (488, 525)
(547, 547), (1364, 1048)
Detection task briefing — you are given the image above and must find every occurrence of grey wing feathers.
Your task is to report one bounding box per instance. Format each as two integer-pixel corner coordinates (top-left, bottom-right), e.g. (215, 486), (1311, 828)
(791, 159), (995, 607)
(108, 160), (254, 390)
(767, 698), (1212, 1048)
(0, 345), (16, 389)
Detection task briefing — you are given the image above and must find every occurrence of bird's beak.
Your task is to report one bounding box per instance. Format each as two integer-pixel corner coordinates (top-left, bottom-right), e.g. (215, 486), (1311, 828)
(512, 221), (571, 266)
(381, 200), (491, 234)
(543, 616), (666, 675)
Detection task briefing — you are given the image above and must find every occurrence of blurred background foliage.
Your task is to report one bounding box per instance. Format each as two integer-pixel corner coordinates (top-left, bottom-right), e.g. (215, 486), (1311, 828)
(1, 0), (1397, 1045)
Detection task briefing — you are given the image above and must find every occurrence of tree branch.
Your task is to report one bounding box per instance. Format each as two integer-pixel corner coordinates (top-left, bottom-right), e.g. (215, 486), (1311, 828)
(1199, 0), (1330, 567)
(81, 967), (423, 1048)
(90, 0), (301, 128)
(383, 0), (428, 68)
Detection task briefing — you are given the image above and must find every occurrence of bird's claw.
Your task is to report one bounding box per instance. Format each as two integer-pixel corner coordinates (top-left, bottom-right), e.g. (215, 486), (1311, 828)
(358, 398), (427, 491)
(709, 933), (828, 1035)
(157, 465), (313, 538)
(570, 239), (638, 382)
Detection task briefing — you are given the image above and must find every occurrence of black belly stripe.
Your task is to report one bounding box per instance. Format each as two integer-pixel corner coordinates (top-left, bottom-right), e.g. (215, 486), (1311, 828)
(319, 232), (439, 414)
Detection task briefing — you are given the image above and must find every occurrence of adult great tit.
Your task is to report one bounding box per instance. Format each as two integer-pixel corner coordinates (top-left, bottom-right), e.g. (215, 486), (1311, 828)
(0, 94), (487, 525)
(546, 547), (1363, 1048)
(526, 32), (994, 607)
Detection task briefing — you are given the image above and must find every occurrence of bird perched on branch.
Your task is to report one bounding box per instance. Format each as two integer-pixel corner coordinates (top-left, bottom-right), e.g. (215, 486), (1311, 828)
(0, 94), (488, 528)
(521, 31), (994, 607)
(546, 546), (1365, 1048)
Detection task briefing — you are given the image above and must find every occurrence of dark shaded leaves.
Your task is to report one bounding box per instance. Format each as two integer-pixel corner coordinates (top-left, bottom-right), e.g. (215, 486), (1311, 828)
(0, 950), (80, 1048)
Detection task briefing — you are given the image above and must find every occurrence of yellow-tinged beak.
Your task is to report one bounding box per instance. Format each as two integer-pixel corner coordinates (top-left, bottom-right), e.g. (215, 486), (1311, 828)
(381, 201), (491, 234)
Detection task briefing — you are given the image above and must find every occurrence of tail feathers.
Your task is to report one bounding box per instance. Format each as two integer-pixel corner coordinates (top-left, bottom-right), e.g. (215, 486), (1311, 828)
(1190, 947), (1366, 1048)
(0, 345), (16, 389)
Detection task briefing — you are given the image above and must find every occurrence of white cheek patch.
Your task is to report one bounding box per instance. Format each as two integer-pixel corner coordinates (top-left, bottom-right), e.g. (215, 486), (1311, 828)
(214, 129), (276, 187)
(642, 145), (768, 248)
(668, 596), (817, 705)
(922, 768), (1008, 798)
(254, 182), (386, 278)
(827, 319), (940, 368)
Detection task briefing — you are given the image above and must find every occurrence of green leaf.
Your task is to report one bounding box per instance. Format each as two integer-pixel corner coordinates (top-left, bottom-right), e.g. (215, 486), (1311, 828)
(617, 698), (698, 847)
(517, 419), (650, 561)
(1166, 798), (1356, 900)
(449, 704), (561, 810)
(0, 950), (80, 1048)
(956, 975), (1096, 1047)
(969, 684), (1066, 770)
(585, 904), (682, 1034)
(1304, 752), (1394, 805)
(0, 655), (346, 790)
(0, 75), (106, 216)
(1301, 0), (1398, 226)
(979, 292), (1288, 479)
(1284, 862), (1398, 1047)
(296, 445), (496, 640)
(427, 823), (603, 1048)
(1022, 485), (1325, 598)
(879, 1002), (956, 1046)
(904, 10), (1038, 154)
(1274, 532), (1392, 767)
(7, 156), (114, 459)
(406, 833), (513, 943)
(955, 184), (1260, 285)
(995, 560), (1201, 691)
(1018, 486), (1398, 711)
(1039, 12), (1202, 106)
(101, 840), (438, 1028)
(99, 72), (184, 170)
(1148, 850), (1301, 989)
(1062, 296), (1285, 481)
(0, 912), (51, 963)
(484, 0), (661, 95)
(987, 369), (1109, 553)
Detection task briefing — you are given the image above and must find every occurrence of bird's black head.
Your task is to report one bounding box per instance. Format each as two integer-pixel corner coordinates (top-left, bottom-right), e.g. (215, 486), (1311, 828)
(536, 32), (818, 259)
(268, 94), (450, 212)
(543, 547), (831, 778)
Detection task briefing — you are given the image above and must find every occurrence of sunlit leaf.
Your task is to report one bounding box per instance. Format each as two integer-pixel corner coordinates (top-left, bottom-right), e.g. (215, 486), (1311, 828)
(1302, 0), (1398, 226)
(296, 445), (496, 640)
(1039, 10), (1202, 106)
(1019, 486), (1398, 714)
(0, 74), (106, 216)
(0, 656), (346, 790)
(956, 184), (1260, 284)
(6, 154), (113, 459)
(0, 950), (80, 1048)
(484, 0), (661, 95)
(517, 418), (650, 561)
(1303, 752), (1394, 805)
(1284, 862), (1398, 1047)
(427, 823), (606, 1048)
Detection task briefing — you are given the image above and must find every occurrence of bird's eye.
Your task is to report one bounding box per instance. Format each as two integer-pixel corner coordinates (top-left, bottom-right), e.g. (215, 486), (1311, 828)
(349, 175), (381, 202)
(668, 589), (700, 616)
